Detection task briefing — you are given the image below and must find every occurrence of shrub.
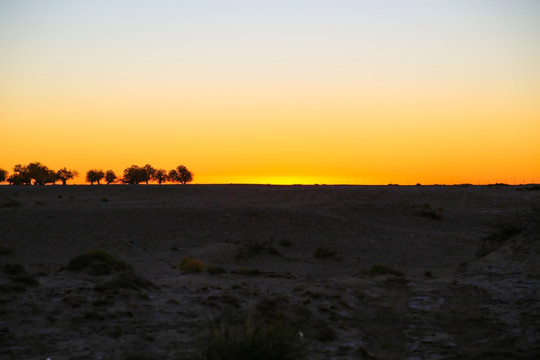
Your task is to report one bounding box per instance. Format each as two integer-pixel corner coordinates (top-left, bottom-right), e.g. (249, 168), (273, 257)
(414, 203), (442, 220)
(198, 311), (305, 360)
(364, 263), (404, 277)
(314, 247), (338, 259)
(230, 266), (262, 276)
(67, 250), (132, 276)
(235, 239), (280, 261)
(206, 264), (227, 275)
(178, 257), (205, 273)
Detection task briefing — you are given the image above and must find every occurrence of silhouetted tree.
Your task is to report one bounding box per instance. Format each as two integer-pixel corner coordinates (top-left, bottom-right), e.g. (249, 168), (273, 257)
(0, 168), (7, 182)
(86, 169), (105, 185)
(169, 165), (193, 184)
(105, 170), (117, 184)
(56, 168), (78, 185)
(122, 164), (157, 184)
(154, 169), (168, 185)
(7, 162), (56, 185)
(7, 164), (30, 185)
(142, 164), (156, 184)
(122, 165), (144, 184)
(26, 162), (56, 185)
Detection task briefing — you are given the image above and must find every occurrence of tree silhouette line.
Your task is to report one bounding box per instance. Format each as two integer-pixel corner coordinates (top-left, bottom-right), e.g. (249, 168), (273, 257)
(0, 162), (193, 185)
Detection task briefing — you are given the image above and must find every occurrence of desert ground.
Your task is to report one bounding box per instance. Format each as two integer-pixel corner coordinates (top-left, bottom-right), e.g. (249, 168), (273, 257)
(1, 184), (539, 359)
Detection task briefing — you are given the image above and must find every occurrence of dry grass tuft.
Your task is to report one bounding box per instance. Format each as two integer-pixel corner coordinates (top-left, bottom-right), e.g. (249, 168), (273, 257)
(178, 257), (206, 273)
(67, 250), (132, 276)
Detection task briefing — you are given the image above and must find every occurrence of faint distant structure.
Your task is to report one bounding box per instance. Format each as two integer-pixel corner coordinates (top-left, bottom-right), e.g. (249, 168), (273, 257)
(169, 165), (193, 184)
(86, 169), (105, 185)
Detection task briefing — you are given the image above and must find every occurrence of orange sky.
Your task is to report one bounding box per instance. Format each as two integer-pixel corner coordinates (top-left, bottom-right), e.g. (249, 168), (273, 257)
(1, 1), (539, 184)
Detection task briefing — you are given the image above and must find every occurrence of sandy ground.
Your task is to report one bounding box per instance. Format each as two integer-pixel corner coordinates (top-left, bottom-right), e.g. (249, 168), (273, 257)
(1, 184), (539, 359)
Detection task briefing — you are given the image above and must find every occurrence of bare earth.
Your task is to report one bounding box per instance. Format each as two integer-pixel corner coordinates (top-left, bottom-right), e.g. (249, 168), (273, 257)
(1, 185), (539, 359)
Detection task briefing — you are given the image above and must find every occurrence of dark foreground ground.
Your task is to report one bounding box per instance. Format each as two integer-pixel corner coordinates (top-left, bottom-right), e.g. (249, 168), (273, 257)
(1, 184), (539, 359)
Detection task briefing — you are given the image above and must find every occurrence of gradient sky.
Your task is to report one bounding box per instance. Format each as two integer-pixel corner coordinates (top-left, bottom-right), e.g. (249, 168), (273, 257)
(1, 0), (539, 184)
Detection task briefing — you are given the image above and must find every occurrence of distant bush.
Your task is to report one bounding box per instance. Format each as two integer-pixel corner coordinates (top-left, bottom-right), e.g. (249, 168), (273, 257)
(413, 203), (442, 220)
(235, 239), (280, 261)
(178, 257), (205, 273)
(206, 264), (227, 275)
(363, 263), (404, 277)
(67, 250), (132, 276)
(314, 247), (338, 259)
(230, 266), (262, 276)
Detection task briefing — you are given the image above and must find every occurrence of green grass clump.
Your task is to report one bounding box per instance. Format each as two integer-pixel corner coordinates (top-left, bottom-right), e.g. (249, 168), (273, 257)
(67, 250), (132, 276)
(313, 247), (338, 259)
(199, 312), (305, 360)
(364, 263), (404, 277)
(178, 257), (206, 273)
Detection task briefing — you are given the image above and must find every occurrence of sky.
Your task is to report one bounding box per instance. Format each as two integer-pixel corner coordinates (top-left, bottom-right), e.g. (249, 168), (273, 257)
(1, 0), (539, 184)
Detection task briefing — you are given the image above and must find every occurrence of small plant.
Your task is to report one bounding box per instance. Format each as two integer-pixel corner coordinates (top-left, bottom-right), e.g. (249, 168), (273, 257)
(101, 197), (109, 202)
(178, 257), (205, 273)
(235, 239), (280, 261)
(198, 311), (305, 360)
(364, 263), (404, 277)
(424, 271), (433, 278)
(67, 250), (132, 276)
(206, 264), (227, 275)
(413, 203), (442, 219)
(231, 266), (262, 276)
(314, 247), (338, 259)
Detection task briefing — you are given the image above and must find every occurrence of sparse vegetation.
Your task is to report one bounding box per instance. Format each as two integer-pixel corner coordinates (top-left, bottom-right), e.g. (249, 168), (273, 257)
(206, 264), (227, 275)
(363, 263), (404, 277)
(314, 247), (339, 259)
(476, 222), (522, 258)
(94, 271), (155, 293)
(178, 257), (206, 273)
(198, 310), (305, 360)
(67, 250), (132, 276)
(413, 203), (442, 219)
(235, 239), (280, 261)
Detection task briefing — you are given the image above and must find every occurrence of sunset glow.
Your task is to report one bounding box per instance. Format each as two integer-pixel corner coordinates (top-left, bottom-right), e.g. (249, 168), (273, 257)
(1, 1), (539, 184)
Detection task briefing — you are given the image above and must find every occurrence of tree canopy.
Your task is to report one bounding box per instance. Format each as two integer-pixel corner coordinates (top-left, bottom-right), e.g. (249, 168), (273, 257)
(86, 169), (105, 185)
(2, 162), (193, 185)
